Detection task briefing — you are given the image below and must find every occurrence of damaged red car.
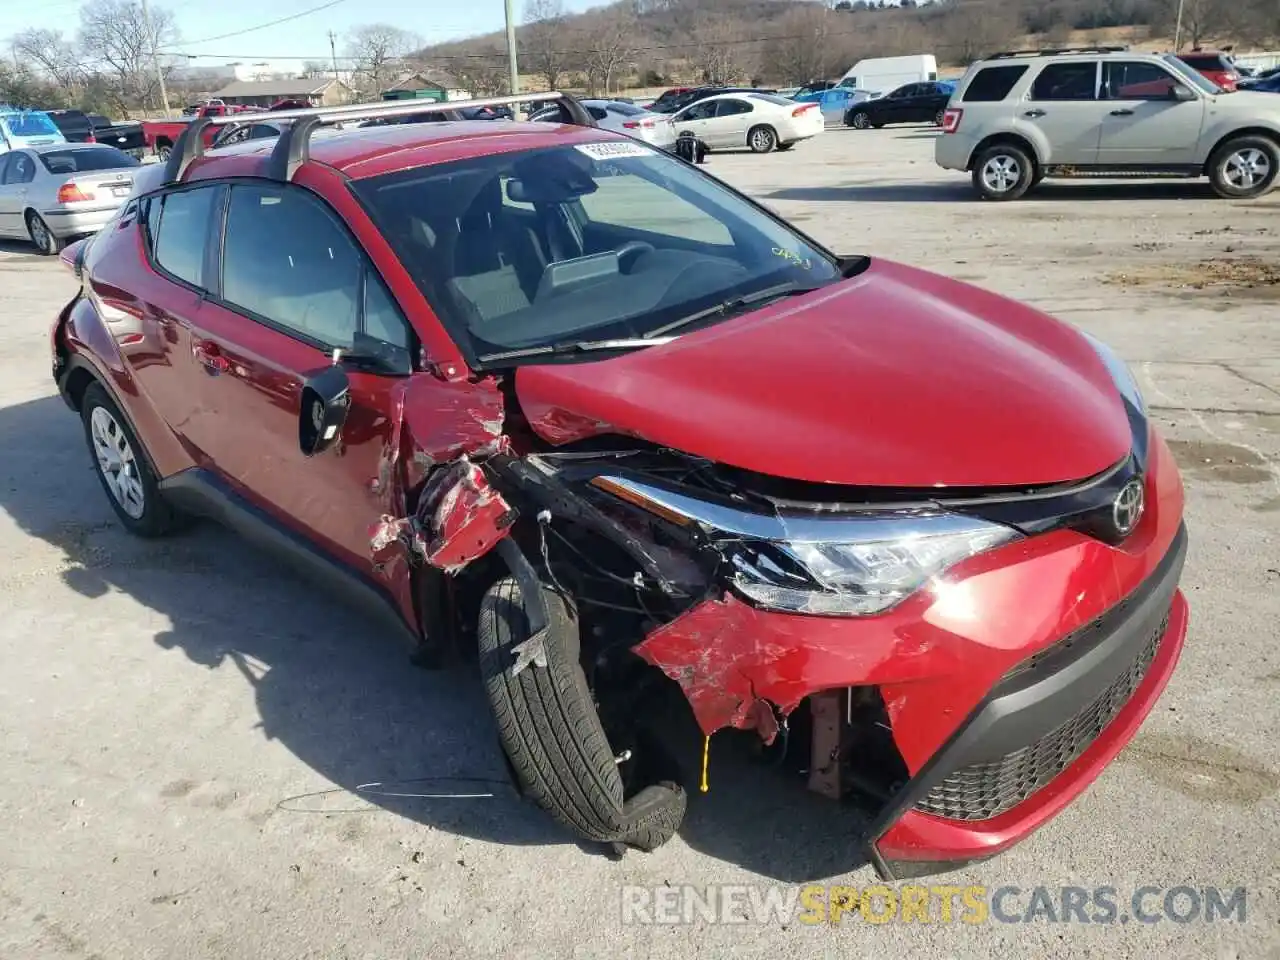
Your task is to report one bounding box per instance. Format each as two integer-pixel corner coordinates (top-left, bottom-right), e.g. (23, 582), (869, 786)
(51, 93), (1190, 880)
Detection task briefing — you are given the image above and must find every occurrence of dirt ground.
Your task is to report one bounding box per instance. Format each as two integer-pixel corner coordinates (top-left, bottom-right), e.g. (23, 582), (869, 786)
(1, 126), (1278, 960)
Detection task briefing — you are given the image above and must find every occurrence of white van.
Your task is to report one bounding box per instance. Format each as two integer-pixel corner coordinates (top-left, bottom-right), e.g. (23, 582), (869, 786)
(836, 55), (938, 97)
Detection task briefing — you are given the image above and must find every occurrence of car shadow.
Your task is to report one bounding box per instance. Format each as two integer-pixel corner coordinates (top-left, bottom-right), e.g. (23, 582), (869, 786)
(764, 180), (1222, 203)
(0, 393), (868, 881)
(0, 237), (40, 257)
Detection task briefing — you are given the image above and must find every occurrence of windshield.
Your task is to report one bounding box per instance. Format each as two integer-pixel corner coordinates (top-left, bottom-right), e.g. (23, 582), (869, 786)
(2, 111), (61, 137)
(39, 146), (138, 173)
(749, 93), (796, 106)
(604, 102), (645, 116)
(352, 140), (841, 365)
(1162, 55), (1223, 93)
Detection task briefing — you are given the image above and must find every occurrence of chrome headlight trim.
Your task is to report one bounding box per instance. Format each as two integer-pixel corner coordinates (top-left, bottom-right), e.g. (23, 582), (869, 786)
(1081, 330), (1145, 415)
(591, 475), (1021, 616)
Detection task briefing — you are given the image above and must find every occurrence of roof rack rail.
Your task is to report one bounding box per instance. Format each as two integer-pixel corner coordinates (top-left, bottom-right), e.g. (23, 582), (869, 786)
(161, 91), (593, 186)
(988, 45), (1130, 59)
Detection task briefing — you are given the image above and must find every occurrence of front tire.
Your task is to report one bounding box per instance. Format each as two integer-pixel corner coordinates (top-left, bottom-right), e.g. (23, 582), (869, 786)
(748, 124), (777, 153)
(1207, 135), (1278, 199)
(848, 111), (869, 130)
(478, 577), (686, 851)
(80, 382), (183, 537)
(26, 212), (64, 256)
(972, 143), (1035, 201)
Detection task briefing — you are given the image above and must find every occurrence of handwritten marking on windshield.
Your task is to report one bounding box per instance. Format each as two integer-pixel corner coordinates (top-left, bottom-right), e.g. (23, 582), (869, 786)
(772, 247), (812, 270)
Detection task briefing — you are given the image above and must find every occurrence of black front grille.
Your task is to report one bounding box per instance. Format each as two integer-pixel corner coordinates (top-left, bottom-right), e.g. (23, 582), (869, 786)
(916, 611), (1169, 822)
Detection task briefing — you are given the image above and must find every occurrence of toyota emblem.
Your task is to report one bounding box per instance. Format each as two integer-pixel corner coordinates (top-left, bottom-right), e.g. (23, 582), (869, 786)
(1112, 478), (1145, 538)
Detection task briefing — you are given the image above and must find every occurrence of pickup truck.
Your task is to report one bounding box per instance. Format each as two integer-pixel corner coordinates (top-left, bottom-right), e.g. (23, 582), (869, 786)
(142, 102), (262, 159)
(47, 109), (147, 156)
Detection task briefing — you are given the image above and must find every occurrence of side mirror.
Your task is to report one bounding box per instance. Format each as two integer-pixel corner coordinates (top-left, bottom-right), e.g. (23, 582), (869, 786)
(298, 363), (351, 456)
(1171, 83), (1197, 101)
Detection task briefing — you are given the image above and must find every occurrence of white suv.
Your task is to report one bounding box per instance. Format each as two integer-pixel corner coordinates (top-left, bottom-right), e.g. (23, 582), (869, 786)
(935, 47), (1280, 201)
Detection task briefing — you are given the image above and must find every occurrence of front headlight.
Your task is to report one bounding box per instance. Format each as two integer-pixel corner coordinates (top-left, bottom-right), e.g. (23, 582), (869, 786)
(728, 514), (1019, 616)
(1082, 331), (1145, 414)
(589, 476), (1020, 617)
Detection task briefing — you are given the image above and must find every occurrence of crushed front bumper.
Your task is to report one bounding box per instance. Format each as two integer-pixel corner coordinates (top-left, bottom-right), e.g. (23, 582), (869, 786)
(635, 428), (1189, 879)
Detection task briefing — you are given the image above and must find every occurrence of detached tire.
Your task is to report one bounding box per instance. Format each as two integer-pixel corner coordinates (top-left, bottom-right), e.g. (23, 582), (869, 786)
(972, 143), (1035, 201)
(479, 577), (686, 851)
(1207, 135), (1278, 199)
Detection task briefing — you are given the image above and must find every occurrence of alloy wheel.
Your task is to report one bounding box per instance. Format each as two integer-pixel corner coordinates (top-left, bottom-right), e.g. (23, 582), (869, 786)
(981, 154), (1021, 194)
(851, 112), (869, 129)
(90, 406), (146, 519)
(29, 217), (54, 254)
(750, 127), (774, 152)
(1222, 147), (1271, 190)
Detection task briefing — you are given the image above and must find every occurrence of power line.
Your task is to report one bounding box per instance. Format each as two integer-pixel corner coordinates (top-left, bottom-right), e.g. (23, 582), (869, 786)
(180, 0), (350, 45)
(166, 27), (985, 63)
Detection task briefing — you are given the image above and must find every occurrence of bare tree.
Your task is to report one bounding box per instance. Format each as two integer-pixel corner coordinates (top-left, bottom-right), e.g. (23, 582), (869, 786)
(300, 60), (333, 79)
(78, 0), (179, 117)
(761, 6), (835, 84)
(344, 24), (421, 95)
(691, 16), (752, 85)
(583, 11), (637, 95)
(449, 48), (512, 95)
(12, 29), (86, 92)
(522, 0), (569, 90)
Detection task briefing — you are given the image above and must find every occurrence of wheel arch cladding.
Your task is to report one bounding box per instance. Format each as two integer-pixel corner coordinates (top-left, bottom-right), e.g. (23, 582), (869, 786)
(969, 133), (1038, 171)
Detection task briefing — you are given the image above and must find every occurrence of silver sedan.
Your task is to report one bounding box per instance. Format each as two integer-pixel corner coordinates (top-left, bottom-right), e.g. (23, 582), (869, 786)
(0, 143), (141, 255)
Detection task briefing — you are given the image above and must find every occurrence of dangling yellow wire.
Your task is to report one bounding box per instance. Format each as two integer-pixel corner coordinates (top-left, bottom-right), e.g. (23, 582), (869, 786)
(700, 735), (711, 793)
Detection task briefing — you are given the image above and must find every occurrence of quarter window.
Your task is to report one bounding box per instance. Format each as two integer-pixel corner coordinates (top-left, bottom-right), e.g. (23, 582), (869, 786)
(962, 65), (1029, 102)
(1030, 62), (1099, 101)
(149, 186), (217, 287)
(221, 183), (362, 348)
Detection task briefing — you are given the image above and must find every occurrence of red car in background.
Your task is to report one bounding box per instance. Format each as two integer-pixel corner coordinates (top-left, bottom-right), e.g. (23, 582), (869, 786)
(1177, 50), (1240, 90)
(51, 93), (1189, 880)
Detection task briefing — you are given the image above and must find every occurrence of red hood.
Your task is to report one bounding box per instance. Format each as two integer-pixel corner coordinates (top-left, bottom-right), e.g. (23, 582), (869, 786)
(514, 259), (1133, 488)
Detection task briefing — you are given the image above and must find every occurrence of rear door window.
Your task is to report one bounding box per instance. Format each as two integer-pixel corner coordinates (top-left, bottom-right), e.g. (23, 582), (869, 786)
(962, 65), (1029, 102)
(1030, 62), (1099, 100)
(148, 186), (218, 287)
(715, 99), (753, 117)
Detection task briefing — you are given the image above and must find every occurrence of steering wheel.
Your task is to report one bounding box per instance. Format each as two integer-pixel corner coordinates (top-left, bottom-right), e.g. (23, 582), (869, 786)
(615, 241), (655, 271)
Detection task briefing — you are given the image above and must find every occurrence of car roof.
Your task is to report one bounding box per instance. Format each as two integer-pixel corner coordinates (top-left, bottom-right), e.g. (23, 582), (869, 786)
(185, 119), (633, 183)
(23, 142), (116, 154)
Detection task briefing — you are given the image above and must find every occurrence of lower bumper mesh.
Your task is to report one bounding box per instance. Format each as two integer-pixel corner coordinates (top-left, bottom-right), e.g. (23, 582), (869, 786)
(915, 610), (1169, 822)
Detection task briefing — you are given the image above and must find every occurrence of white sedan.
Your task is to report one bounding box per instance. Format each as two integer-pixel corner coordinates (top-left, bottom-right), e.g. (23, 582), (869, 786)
(669, 92), (824, 153)
(530, 99), (677, 150)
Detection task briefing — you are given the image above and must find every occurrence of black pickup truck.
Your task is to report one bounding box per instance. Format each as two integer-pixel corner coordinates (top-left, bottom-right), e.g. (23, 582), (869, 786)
(46, 109), (146, 156)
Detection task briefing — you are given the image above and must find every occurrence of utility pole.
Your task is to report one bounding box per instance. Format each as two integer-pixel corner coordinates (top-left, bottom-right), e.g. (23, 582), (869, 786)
(328, 30), (341, 82)
(140, 0), (172, 117)
(1173, 0), (1186, 50)
(503, 0), (522, 117)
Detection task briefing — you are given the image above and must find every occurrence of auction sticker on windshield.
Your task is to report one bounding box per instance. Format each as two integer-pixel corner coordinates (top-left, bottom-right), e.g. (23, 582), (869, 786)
(575, 141), (656, 161)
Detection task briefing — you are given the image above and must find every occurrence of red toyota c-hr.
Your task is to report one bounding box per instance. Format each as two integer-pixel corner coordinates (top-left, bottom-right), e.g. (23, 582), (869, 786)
(51, 94), (1190, 879)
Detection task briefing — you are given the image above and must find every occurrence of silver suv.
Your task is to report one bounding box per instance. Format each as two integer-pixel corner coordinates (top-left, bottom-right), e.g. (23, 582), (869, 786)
(935, 46), (1280, 200)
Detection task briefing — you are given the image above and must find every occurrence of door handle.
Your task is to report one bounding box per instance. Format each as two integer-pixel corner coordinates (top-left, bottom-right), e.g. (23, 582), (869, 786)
(1023, 109), (1046, 118)
(1109, 108), (1135, 116)
(193, 340), (230, 373)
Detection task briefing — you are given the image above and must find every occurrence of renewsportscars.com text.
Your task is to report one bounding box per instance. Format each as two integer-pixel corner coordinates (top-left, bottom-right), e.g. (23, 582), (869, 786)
(620, 884), (1248, 926)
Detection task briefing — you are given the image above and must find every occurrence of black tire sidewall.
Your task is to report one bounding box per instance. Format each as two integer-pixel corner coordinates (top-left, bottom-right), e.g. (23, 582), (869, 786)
(851, 112), (869, 129)
(1208, 136), (1279, 199)
(973, 144), (1035, 201)
(80, 382), (173, 537)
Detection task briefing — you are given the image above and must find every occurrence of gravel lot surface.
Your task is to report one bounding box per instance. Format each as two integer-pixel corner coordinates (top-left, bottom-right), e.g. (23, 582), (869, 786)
(1, 125), (1277, 959)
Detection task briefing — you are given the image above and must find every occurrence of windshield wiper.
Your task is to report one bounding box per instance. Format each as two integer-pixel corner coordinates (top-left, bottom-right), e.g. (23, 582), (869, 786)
(477, 336), (676, 364)
(643, 282), (821, 339)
